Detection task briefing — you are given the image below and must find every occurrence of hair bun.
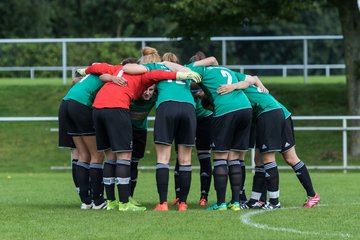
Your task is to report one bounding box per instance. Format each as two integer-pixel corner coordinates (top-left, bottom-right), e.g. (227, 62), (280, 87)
(142, 47), (158, 56)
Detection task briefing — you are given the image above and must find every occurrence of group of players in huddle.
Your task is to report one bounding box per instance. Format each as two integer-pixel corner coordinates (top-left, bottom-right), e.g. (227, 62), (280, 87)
(58, 47), (320, 211)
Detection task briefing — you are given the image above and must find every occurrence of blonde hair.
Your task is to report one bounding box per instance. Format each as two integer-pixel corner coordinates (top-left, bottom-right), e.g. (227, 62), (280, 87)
(162, 52), (179, 63)
(139, 46), (161, 64)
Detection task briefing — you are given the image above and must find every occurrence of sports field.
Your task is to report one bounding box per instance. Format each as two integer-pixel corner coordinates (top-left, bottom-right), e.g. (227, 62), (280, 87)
(0, 171), (358, 240)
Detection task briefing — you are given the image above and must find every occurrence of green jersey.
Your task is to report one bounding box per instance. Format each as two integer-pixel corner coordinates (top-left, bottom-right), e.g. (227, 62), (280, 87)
(188, 64), (251, 117)
(143, 63), (195, 108)
(130, 94), (157, 130)
(234, 72), (291, 119)
(63, 74), (104, 107)
(194, 97), (213, 118)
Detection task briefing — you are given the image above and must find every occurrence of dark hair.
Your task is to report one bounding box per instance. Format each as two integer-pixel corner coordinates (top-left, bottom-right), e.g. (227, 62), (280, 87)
(121, 57), (138, 65)
(189, 51), (206, 63)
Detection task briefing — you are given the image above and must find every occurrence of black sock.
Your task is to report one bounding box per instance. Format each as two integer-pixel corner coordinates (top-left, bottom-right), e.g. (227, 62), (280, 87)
(292, 161), (316, 197)
(239, 160), (247, 202)
(90, 163), (104, 205)
(228, 160), (242, 203)
(76, 161), (91, 204)
(115, 160), (131, 203)
(103, 159), (116, 201)
(179, 165), (192, 203)
(213, 159), (228, 205)
(264, 161), (280, 205)
(156, 163), (169, 204)
(174, 161), (180, 199)
(71, 159), (79, 193)
(249, 165), (266, 204)
(199, 152), (212, 199)
(130, 159), (139, 197)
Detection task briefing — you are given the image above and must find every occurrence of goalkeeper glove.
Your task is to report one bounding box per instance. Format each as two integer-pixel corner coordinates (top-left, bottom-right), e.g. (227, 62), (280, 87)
(176, 71), (202, 83)
(76, 68), (87, 76)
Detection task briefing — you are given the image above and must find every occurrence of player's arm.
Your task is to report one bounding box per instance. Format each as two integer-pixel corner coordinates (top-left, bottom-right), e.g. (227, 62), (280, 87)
(217, 81), (251, 95)
(122, 64), (148, 74)
(253, 76), (269, 93)
(77, 63), (119, 76)
(99, 73), (128, 86)
(162, 61), (191, 72)
(193, 56), (219, 67)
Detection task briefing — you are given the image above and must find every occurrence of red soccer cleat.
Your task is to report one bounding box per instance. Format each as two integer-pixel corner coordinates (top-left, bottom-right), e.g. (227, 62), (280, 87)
(199, 197), (207, 206)
(303, 192), (320, 208)
(171, 198), (180, 205)
(177, 202), (188, 211)
(154, 202), (169, 211)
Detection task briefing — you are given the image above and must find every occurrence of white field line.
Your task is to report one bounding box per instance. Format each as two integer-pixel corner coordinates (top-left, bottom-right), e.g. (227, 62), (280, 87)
(240, 205), (352, 238)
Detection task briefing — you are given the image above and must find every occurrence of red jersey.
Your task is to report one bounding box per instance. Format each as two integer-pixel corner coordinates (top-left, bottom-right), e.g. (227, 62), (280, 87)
(87, 63), (177, 109)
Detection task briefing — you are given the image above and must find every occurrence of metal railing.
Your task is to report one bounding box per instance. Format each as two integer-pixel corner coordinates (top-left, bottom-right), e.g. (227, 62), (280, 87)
(1, 115), (360, 171)
(0, 35), (344, 84)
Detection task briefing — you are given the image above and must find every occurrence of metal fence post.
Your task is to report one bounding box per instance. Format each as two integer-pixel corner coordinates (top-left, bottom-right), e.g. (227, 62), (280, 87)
(343, 119), (348, 173)
(303, 39), (308, 84)
(222, 40), (226, 66)
(62, 41), (67, 85)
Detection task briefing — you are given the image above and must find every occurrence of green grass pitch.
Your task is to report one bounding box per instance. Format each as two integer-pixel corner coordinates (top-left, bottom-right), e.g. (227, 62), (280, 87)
(0, 171), (358, 240)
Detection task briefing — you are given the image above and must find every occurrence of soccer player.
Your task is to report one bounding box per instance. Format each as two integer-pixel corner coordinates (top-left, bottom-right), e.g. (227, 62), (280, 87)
(218, 75), (321, 209)
(123, 48), (198, 211)
(84, 58), (201, 211)
(58, 72), (127, 209)
(164, 54), (257, 211)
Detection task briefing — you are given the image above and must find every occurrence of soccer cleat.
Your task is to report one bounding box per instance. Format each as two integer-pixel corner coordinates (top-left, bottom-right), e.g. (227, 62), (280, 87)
(199, 197), (207, 206)
(106, 200), (119, 210)
(227, 202), (241, 211)
(171, 198), (180, 205)
(118, 202), (146, 212)
(80, 202), (93, 210)
(262, 202), (281, 210)
(93, 201), (107, 210)
(177, 202), (188, 211)
(207, 202), (227, 211)
(129, 197), (141, 206)
(242, 200), (265, 209)
(153, 202), (169, 211)
(303, 192), (320, 208)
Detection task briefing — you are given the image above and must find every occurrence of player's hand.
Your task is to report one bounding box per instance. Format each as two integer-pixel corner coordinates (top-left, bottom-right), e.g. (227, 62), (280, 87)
(176, 71), (202, 83)
(76, 68), (86, 76)
(112, 76), (128, 86)
(217, 84), (236, 95)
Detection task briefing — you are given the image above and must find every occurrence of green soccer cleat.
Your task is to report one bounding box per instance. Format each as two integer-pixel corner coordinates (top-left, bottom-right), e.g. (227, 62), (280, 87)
(207, 202), (227, 211)
(129, 197), (141, 206)
(227, 202), (241, 211)
(106, 200), (119, 210)
(118, 202), (146, 212)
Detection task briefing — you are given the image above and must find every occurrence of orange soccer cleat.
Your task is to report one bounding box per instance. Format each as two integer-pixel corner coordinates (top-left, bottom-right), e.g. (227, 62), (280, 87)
(177, 202), (188, 211)
(153, 202), (169, 211)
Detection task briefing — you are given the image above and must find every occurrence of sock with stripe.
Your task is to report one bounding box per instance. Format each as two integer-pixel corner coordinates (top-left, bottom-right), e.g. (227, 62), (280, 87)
(71, 159), (79, 193)
(156, 163), (169, 204)
(239, 160), (247, 202)
(228, 159), (242, 203)
(248, 165), (267, 205)
(76, 161), (92, 204)
(174, 160), (180, 199)
(179, 165), (192, 203)
(115, 160), (131, 203)
(130, 159), (139, 197)
(292, 161), (316, 197)
(213, 159), (228, 205)
(103, 159), (116, 201)
(199, 152), (212, 200)
(90, 163), (105, 206)
(264, 161), (280, 205)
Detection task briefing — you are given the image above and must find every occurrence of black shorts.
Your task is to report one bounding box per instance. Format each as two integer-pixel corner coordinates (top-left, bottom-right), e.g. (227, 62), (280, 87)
(132, 129), (147, 160)
(248, 122), (256, 149)
(58, 100), (75, 149)
(61, 99), (96, 136)
(93, 108), (132, 152)
(154, 101), (196, 146)
(196, 115), (213, 151)
(211, 108), (252, 152)
(281, 116), (295, 153)
(256, 108), (285, 153)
